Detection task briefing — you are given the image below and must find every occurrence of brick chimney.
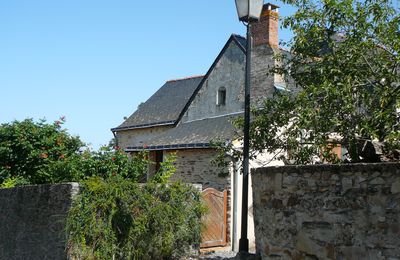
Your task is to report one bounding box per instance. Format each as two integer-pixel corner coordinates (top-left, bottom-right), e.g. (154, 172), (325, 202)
(251, 3), (279, 47)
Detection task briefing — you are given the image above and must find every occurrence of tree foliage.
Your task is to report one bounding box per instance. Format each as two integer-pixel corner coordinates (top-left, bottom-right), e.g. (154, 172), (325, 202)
(275, 0), (400, 163)
(0, 118), (83, 184)
(216, 0), (399, 167)
(0, 118), (205, 259)
(0, 118), (151, 186)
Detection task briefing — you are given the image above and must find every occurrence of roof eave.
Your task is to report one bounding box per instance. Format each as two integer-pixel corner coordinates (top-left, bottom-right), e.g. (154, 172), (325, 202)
(111, 121), (175, 132)
(113, 35), (247, 135)
(125, 142), (211, 152)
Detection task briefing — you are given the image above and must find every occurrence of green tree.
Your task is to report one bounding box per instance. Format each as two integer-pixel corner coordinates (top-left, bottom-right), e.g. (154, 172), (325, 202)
(0, 118), (83, 184)
(216, 0), (399, 167)
(0, 118), (151, 186)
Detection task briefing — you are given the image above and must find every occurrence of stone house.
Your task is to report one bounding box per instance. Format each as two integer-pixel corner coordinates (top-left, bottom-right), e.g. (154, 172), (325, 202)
(111, 3), (285, 251)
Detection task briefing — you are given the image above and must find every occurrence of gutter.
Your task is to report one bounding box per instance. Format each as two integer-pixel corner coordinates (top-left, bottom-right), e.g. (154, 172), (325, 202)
(111, 120), (175, 132)
(125, 142), (211, 152)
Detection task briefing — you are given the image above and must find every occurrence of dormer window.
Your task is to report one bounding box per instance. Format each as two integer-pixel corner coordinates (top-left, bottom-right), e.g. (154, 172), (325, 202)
(217, 87), (226, 106)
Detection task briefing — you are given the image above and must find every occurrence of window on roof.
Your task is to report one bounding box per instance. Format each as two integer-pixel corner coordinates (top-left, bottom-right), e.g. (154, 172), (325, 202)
(217, 87), (226, 106)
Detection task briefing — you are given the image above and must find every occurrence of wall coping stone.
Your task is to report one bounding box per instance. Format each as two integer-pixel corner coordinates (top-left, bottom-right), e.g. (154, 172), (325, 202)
(252, 162), (400, 175)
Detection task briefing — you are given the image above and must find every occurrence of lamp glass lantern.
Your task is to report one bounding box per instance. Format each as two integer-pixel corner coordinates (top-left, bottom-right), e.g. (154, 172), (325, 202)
(235, 0), (264, 22)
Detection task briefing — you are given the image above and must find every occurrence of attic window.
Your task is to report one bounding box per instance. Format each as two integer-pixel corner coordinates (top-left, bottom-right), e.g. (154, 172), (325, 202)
(217, 87), (226, 106)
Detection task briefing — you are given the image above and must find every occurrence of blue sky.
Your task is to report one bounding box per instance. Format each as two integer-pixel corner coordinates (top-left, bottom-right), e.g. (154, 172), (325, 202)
(0, 1), (295, 149)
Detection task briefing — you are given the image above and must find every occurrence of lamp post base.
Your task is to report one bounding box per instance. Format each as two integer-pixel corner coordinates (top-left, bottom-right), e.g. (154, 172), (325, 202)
(239, 237), (249, 252)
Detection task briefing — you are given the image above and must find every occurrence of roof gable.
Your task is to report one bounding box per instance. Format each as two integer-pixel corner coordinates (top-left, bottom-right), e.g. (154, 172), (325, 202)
(232, 34), (247, 52)
(174, 34), (247, 124)
(112, 34), (247, 132)
(112, 76), (203, 131)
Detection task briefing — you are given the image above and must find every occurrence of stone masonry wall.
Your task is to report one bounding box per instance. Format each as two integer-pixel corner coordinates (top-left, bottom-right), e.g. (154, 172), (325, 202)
(0, 183), (79, 260)
(252, 163), (400, 259)
(250, 44), (277, 106)
(167, 149), (230, 191)
(116, 125), (173, 151)
(182, 40), (245, 123)
(167, 149), (232, 245)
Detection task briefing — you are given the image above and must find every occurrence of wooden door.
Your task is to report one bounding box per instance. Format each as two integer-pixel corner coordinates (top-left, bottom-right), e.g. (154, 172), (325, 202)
(200, 188), (228, 248)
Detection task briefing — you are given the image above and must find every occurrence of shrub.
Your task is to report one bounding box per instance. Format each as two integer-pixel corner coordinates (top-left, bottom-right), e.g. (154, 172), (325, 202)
(0, 118), (150, 186)
(0, 118), (83, 184)
(1, 118), (205, 259)
(41, 146), (150, 183)
(66, 177), (205, 259)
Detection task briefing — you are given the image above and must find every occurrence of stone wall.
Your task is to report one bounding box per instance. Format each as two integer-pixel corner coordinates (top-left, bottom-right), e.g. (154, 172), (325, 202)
(116, 125), (173, 151)
(168, 149), (230, 191)
(252, 163), (400, 259)
(167, 149), (233, 247)
(250, 41), (276, 106)
(182, 40), (245, 123)
(0, 183), (79, 260)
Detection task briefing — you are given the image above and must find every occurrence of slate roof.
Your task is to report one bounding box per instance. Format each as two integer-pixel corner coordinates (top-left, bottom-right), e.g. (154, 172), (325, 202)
(125, 114), (242, 151)
(112, 76), (203, 131)
(232, 34), (247, 52)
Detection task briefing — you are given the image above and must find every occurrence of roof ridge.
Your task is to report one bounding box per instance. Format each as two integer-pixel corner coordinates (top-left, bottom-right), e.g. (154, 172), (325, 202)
(166, 75), (204, 83)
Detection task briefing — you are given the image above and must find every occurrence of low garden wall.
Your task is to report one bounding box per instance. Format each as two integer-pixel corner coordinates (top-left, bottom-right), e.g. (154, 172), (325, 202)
(0, 183), (79, 260)
(252, 163), (400, 259)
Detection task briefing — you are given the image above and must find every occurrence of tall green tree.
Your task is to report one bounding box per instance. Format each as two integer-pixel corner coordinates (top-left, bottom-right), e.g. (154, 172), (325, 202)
(262, 0), (399, 163)
(216, 0), (399, 167)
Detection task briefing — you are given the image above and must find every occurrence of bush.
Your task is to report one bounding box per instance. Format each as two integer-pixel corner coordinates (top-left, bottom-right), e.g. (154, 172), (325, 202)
(0, 118), (83, 184)
(1, 118), (205, 259)
(40, 146), (150, 184)
(66, 177), (205, 259)
(0, 118), (151, 186)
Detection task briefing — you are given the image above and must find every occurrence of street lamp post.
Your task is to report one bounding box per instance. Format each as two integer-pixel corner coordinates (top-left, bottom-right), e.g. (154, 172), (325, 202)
(234, 0), (264, 253)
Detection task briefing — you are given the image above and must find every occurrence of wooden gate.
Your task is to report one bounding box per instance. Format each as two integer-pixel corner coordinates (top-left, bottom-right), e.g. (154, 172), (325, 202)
(200, 188), (228, 248)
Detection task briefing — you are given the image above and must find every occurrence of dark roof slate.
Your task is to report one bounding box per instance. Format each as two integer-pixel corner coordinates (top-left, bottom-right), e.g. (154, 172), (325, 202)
(112, 76), (203, 131)
(112, 34), (247, 133)
(232, 34), (247, 52)
(125, 114), (241, 151)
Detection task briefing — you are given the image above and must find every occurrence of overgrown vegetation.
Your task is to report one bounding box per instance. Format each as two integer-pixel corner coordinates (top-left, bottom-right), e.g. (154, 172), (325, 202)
(0, 118), (83, 185)
(0, 118), (206, 259)
(66, 176), (204, 260)
(0, 118), (149, 187)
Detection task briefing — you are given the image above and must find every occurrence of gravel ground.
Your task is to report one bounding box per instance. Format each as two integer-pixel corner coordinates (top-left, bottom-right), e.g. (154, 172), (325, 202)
(198, 250), (238, 259)
(185, 250), (258, 260)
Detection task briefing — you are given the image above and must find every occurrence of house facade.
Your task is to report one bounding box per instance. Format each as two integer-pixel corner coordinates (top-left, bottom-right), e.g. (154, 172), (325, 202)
(111, 3), (285, 251)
